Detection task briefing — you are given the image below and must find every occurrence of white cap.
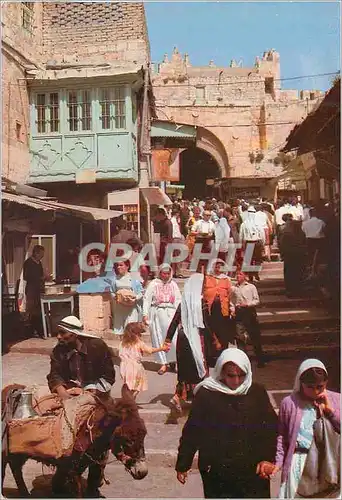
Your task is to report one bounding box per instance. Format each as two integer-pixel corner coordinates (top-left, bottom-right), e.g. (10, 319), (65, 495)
(58, 316), (99, 338)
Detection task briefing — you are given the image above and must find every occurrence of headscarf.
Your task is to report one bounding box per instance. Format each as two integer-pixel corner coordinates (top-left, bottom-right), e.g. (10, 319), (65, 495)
(293, 359), (328, 393)
(194, 348), (252, 396)
(215, 216), (231, 252)
(157, 263), (173, 283)
(206, 258), (229, 278)
(181, 273), (206, 379)
(154, 263), (176, 304)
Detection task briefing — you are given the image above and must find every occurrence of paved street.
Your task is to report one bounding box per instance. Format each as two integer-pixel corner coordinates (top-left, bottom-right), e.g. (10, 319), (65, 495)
(2, 260), (339, 497)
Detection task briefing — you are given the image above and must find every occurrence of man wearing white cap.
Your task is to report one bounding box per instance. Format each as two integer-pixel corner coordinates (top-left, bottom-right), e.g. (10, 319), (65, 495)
(47, 316), (115, 401)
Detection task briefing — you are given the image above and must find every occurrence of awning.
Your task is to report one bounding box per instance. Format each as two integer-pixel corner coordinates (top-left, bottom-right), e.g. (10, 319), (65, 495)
(2, 191), (124, 221)
(151, 120), (197, 139)
(275, 152), (316, 181)
(140, 187), (172, 206)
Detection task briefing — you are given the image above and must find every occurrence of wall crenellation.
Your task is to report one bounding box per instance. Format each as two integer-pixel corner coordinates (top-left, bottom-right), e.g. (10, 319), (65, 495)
(151, 48), (324, 178)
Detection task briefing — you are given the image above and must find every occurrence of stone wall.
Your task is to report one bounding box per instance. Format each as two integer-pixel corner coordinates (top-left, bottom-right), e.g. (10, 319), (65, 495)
(152, 48), (324, 179)
(2, 56), (31, 183)
(42, 2), (149, 66)
(1, 2), (43, 183)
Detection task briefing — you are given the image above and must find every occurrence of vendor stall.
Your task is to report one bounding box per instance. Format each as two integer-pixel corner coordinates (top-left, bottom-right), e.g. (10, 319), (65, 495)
(107, 187), (172, 243)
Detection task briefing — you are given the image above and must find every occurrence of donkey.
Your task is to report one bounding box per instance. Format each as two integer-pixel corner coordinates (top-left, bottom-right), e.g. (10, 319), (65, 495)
(2, 384), (148, 498)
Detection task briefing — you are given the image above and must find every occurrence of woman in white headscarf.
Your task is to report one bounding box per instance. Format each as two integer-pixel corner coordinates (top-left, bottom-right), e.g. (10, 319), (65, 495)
(257, 358), (340, 498)
(175, 348), (278, 498)
(143, 264), (181, 374)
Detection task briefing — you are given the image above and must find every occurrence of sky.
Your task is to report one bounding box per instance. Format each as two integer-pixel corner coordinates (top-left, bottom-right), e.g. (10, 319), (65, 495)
(145, 1), (341, 91)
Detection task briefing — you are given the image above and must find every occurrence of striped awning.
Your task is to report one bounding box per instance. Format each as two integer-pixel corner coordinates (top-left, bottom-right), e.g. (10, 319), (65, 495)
(2, 190), (124, 221)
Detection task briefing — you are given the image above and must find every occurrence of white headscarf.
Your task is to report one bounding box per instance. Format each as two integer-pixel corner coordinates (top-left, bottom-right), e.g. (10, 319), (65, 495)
(207, 258), (229, 278)
(215, 216), (231, 252)
(293, 359), (328, 393)
(157, 263), (173, 283)
(194, 348), (252, 396)
(181, 273), (206, 379)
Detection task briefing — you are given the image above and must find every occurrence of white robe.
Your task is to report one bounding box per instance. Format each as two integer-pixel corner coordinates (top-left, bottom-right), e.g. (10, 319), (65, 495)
(112, 273), (143, 335)
(143, 279), (181, 364)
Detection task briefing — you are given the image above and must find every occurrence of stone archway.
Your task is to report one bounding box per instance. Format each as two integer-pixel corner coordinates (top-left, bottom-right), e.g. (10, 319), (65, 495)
(196, 127), (230, 177)
(179, 147), (221, 199)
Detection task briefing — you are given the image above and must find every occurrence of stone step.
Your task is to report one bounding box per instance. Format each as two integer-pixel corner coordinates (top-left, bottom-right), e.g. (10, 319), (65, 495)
(262, 343), (340, 357)
(258, 310), (339, 330)
(261, 326), (339, 345)
(259, 296), (325, 308)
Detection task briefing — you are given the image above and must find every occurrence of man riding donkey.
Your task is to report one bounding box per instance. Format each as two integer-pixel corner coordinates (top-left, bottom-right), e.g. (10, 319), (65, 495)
(3, 316), (148, 497)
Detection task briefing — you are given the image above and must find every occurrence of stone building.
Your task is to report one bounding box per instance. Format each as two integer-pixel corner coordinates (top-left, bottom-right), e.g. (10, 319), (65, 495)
(1, 2), (152, 292)
(2, 1), (150, 201)
(151, 47), (324, 200)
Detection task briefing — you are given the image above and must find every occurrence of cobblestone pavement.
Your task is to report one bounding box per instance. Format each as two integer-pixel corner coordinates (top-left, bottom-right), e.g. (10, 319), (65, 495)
(0, 351), (310, 401)
(3, 461), (282, 498)
(1, 351), (298, 498)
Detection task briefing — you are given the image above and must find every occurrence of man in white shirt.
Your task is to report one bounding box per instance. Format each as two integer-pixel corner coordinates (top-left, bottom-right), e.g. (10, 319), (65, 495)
(301, 208), (326, 271)
(254, 205), (268, 240)
(288, 198), (303, 221)
(191, 210), (216, 273)
(301, 208), (326, 239)
(232, 271), (266, 367)
(191, 210), (216, 236)
(295, 196), (304, 220)
(274, 200), (292, 242)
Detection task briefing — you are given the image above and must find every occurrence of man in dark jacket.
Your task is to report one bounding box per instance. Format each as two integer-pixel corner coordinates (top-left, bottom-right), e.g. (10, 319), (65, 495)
(47, 315), (115, 400)
(46, 315), (115, 496)
(23, 244), (46, 338)
(279, 215), (307, 297)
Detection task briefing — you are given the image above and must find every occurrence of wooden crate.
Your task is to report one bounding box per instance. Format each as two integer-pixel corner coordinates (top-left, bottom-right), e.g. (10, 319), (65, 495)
(78, 293), (112, 338)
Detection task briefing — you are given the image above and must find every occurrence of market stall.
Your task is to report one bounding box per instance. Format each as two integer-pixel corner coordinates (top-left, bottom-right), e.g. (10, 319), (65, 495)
(107, 187), (172, 243)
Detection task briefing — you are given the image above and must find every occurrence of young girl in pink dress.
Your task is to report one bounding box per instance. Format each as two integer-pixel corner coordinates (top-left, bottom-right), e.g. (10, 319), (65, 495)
(119, 322), (169, 399)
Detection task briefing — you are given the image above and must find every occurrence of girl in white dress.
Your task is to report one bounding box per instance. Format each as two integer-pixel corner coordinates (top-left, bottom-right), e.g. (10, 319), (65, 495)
(142, 264), (181, 374)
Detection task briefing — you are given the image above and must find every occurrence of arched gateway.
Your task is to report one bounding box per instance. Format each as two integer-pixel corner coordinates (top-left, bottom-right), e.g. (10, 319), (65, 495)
(179, 148), (221, 199)
(150, 120), (229, 199)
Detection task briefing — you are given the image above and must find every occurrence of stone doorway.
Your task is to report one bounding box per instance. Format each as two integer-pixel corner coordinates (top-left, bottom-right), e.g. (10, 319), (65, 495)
(179, 147), (221, 199)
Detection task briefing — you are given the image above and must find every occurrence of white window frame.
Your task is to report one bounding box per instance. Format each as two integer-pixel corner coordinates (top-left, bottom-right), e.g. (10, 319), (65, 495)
(34, 91), (60, 134)
(25, 234), (56, 282)
(66, 89), (93, 133)
(99, 86), (127, 131)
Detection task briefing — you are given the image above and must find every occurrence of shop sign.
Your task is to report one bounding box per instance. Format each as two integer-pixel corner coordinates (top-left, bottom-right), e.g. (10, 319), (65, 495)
(230, 187), (261, 198)
(151, 149), (183, 181)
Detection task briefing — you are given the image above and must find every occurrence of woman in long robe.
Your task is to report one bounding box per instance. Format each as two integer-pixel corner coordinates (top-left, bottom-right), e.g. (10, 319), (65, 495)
(258, 359), (340, 499)
(112, 260), (144, 335)
(165, 273), (210, 412)
(142, 264), (181, 374)
(175, 348), (278, 498)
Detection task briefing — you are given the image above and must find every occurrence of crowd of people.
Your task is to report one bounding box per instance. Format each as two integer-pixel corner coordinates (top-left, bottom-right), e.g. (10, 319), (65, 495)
(12, 191), (340, 498)
(46, 315), (340, 499)
(157, 194), (339, 293)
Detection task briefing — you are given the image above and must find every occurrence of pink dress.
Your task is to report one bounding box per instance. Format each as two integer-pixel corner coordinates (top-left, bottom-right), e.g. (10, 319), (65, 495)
(119, 341), (151, 392)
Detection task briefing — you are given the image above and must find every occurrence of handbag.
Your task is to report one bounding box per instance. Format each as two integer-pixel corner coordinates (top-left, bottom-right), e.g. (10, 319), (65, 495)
(296, 414), (340, 498)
